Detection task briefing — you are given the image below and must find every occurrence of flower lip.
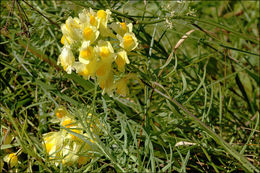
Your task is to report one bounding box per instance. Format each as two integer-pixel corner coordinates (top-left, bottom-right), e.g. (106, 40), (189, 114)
(115, 50), (129, 72)
(119, 32), (138, 51)
(97, 10), (107, 20)
(97, 40), (115, 61)
(8, 153), (18, 168)
(57, 46), (75, 74)
(62, 119), (74, 128)
(83, 27), (94, 40)
(124, 35), (134, 47)
(100, 47), (110, 58)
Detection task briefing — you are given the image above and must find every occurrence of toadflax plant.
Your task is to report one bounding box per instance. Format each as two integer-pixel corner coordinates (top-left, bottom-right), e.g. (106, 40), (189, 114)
(43, 107), (102, 166)
(58, 8), (138, 96)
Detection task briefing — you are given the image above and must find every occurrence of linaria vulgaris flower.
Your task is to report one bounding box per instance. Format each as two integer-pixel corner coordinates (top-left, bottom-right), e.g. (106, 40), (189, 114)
(58, 8), (138, 96)
(4, 153), (18, 168)
(43, 107), (102, 166)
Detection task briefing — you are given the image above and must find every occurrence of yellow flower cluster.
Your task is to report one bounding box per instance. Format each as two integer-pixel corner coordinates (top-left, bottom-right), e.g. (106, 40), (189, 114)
(58, 8), (138, 96)
(43, 107), (102, 166)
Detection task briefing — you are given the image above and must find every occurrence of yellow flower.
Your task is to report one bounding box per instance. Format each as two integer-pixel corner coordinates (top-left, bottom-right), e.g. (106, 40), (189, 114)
(74, 63), (89, 77)
(118, 32), (138, 51)
(97, 9), (110, 25)
(97, 40), (115, 62)
(61, 143), (79, 166)
(79, 8), (100, 28)
(96, 9), (115, 38)
(42, 107), (103, 166)
(74, 61), (97, 79)
(65, 17), (80, 29)
(97, 10), (106, 19)
(82, 25), (99, 44)
(61, 17), (81, 45)
(78, 9), (89, 23)
(79, 41), (96, 64)
(61, 35), (65, 44)
(88, 8), (99, 27)
(115, 50), (129, 72)
(4, 153), (18, 168)
(89, 14), (98, 27)
(43, 132), (63, 157)
(120, 22), (127, 32)
(96, 61), (112, 77)
(57, 46), (75, 74)
(111, 22), (133, 36)
(62, 142), (92, 166)
(55, 107), (68, 119)
(61, 117), (84, 141)
(69, 129), (82, 141)
(62, 117), (75, 128)
(45, 140), (55, 154)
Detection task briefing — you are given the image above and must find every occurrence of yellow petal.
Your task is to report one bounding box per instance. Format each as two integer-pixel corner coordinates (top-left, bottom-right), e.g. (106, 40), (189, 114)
(118, 33), (138, 51)
(62, 119), (74, 128)
(100, 47), (110, 59)
(120, 22), (127, 32)
(96, 62), (111, 77)
(8, 153), (18, 168)
(61, 35), (65, 45)
(97, 10), (107, 20)
(69, 129), (82, 140)
(96, 65), (106, 76)
(45, 141), (55, 153)
(97, 40), (115, 61)
(98, 71), (114, 95)
(123, 35), (134, 48)
(78, 66), (90, 76)
(80, 46), (94, 60)
(58, 47), (75, 73)
(90, 15), (96, 26)
(83, 27), (93, 40)
(116, 50), (129, 72)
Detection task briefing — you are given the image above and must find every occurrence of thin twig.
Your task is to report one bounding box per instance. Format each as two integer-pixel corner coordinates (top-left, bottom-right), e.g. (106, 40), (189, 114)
(3, 0), (16, 31)
(22, 0), (60, 28)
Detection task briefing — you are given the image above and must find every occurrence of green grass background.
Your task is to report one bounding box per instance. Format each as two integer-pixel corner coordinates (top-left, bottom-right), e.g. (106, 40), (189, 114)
(0, 0), (259, 172)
